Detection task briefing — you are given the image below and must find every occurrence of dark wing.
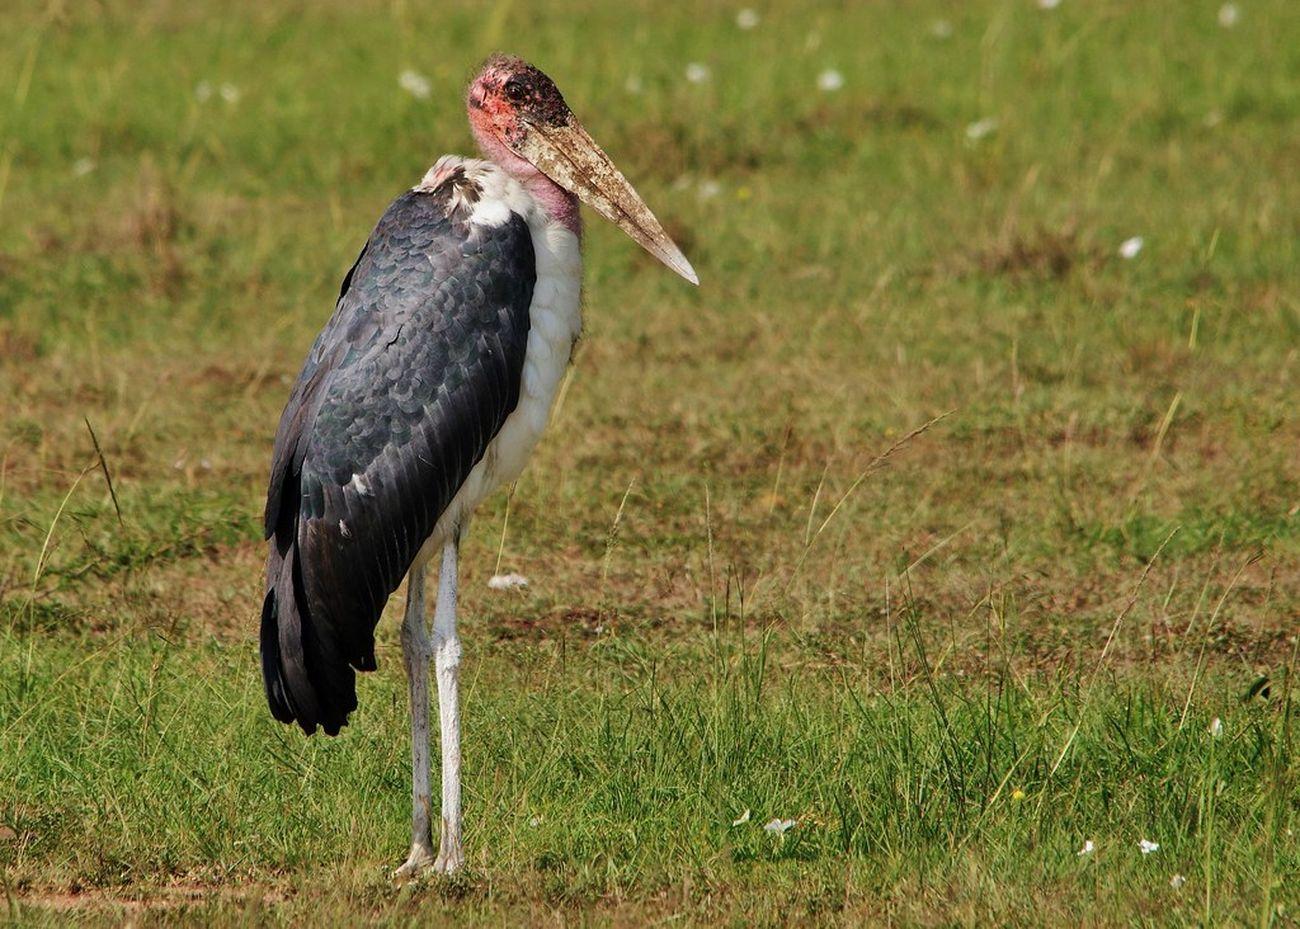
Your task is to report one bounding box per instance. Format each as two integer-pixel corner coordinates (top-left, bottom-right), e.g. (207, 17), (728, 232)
(261, 182), (535, 735)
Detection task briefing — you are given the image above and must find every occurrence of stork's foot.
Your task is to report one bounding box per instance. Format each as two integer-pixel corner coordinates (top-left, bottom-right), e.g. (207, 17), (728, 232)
(394, 843), (436, 880)
(433, 846), (464, 875)
(394, 841), (463, 879)
(434, 829), (465, 874)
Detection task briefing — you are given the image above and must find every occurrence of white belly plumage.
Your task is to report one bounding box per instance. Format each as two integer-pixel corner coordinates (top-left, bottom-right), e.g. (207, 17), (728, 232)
(416, 158), (582, 564)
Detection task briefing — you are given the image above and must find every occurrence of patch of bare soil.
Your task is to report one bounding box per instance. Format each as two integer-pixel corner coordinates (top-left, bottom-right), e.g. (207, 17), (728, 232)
(18, 880), (288, 913)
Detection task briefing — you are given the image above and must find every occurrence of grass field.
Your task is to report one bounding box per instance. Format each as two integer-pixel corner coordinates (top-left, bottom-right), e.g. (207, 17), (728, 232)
(2, 0), (1298, 924)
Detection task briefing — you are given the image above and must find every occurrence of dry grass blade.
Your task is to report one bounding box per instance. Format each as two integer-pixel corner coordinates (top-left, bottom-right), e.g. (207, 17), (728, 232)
(1176, 550), (1263, 731)
(31, 466), (93, 589)
(600, 475), (638, 591)
(84, 417), (124, 526)
(493, 482), (516, 577)
(782, 410), (954, 594)
(1047, 528), (1178, 778)
(812, 410), (954, 542)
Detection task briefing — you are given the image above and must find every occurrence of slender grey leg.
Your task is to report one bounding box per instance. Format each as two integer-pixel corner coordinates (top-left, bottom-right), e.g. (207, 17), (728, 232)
(395, 561), (434, 877)
(432, 538), (465, 873)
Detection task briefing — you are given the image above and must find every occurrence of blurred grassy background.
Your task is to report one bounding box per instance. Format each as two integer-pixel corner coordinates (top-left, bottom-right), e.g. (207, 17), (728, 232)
(1, 0), (1297, 925)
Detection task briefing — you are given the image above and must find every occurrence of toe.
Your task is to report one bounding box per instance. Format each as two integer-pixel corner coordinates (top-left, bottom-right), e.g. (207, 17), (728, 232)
(394, 846), (436, 880)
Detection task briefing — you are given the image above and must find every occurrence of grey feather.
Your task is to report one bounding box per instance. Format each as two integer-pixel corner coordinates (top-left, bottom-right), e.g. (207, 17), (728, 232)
(261, 180), (535, 735)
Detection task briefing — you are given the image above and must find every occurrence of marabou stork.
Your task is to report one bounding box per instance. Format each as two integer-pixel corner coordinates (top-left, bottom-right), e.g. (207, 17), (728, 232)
(259, 55), (696, 876)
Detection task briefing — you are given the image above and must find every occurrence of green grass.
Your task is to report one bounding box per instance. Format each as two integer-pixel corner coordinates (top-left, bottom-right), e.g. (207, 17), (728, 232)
(1, 0), (1298, 924)
(2, 626), (1295, 925)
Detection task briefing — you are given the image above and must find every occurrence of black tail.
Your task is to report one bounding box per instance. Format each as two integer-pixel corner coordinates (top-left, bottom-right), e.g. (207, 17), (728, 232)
(260, 541), (357, 737)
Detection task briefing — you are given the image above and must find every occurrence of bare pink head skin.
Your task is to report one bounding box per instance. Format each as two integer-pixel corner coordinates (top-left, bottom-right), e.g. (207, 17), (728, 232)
(468, 55), (581, 234)
(466, 54), (698, 285)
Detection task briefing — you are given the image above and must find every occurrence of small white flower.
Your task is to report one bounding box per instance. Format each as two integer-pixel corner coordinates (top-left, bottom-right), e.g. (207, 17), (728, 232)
(1038, 0), (1062, 8)
(1170, 873), (1187, 889)
(72, 157), (96, 178)
(398, 69), (432, 100)
(1139, 839), (1160, 855)
(930, 19), (954, 39)
(1077, 839), (1095, 856)
(528, 815), (542, 827)
(487, 573), (529, 591)
(965, 117), (999, 141)
(732, 809), (751, 826)
(1218, 3), (1240, 27)
(219, 83), (240, 104)
(736, 8), (759, 30)
(817, 69), (845, 93)
(1209, 717), (1224, 737)
(624, 74), (643, 95)
(1119, 236), (1144, 259)
(194, 81), (213, 102)
(697, 179), (722, 200)
(685, 62), (711, 84)
(763, 818), (796, 835)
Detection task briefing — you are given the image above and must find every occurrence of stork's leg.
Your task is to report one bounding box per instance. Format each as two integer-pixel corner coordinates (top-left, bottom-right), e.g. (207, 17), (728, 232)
(395, 561), (435, 878)
(432, 537), (465, 873)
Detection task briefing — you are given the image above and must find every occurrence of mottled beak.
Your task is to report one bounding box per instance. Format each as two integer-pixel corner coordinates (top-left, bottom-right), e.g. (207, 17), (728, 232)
(518, 119), (698, 286)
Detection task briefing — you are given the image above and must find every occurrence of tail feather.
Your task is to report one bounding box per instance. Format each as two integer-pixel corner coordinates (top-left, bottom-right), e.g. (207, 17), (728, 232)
(259, 542), (357, 736)
(259, 586), (295, 725)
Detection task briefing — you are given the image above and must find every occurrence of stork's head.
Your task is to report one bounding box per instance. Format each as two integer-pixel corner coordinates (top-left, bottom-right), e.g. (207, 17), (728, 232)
(468, 54), (697, 285)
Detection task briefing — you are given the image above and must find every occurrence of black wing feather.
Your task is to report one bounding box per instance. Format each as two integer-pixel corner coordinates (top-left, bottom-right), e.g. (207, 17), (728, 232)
(261, 183), (535, 735)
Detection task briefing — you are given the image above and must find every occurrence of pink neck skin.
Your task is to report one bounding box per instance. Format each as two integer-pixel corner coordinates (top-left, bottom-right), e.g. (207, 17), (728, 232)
(471, 123), (582, 237)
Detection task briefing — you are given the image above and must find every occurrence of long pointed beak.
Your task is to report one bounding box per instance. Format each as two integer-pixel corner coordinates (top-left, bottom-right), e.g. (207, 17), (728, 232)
(518, 119), (699, 285)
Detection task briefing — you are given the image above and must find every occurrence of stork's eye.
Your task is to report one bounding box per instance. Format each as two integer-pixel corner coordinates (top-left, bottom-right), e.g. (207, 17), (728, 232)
(504, 79), (527, 102)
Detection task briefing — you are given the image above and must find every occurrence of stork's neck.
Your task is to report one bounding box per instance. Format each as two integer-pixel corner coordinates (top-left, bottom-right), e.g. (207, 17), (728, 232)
(472, 127), (582, 237)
